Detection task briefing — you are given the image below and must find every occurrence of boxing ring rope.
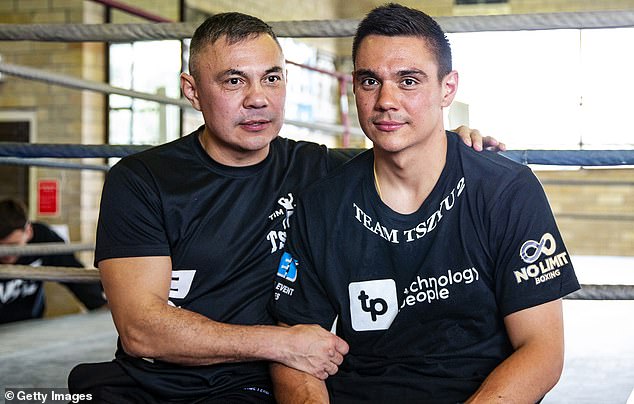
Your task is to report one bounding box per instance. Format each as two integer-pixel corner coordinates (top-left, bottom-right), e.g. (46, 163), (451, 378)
(1, 10), (634, 42)
(0, 12), (632, 300)
(0, 243), (94, 257)
(0, 261), (631, 300)
(0, 62), (365, 139)
(0, 265), (100, 282)
(1, 142), (634, 166)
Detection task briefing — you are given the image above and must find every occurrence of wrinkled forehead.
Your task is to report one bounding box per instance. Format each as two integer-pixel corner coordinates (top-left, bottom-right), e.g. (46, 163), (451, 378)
(190, 34), (285, 76)
(193, 33), (285, 72)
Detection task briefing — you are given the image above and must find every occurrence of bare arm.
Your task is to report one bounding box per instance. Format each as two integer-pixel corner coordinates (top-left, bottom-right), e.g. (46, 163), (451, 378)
(100, 256), (347, 377)
(453, 125), (507, 152)
(271, 322), (336, 404)
(466, 299), (565, 403)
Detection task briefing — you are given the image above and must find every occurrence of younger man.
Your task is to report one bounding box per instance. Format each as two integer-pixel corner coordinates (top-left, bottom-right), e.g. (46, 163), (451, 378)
(271, 4), (579, 403)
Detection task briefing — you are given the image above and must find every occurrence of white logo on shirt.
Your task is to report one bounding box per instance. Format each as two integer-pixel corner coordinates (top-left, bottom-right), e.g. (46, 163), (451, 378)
(169, 270), (196, 299)
(352, 177), (465, 244)
(266, 193), (295, 253)
(520, 233), (556, 264)
(349, 279), (398, 331)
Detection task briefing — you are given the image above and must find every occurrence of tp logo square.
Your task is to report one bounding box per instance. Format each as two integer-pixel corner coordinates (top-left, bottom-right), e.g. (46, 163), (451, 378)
(348, 279), (398, 331)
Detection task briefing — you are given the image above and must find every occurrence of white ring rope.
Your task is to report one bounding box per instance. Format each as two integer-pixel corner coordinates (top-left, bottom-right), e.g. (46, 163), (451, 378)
(0, 243), (95, 256)
(0, 62), (363, 137)
(0, 264), (100, 282)
(0, 10), (633, 43)
(2, 263), (633, 299)
(0, 157), (110, 171)
(0, 62), (192, 108)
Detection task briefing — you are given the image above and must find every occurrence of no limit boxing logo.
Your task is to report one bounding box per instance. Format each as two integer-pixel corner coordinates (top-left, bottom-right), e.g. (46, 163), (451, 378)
(349, 279), (398, 331)
(520, 233), (556, 264)
(514, 232), (569, 285)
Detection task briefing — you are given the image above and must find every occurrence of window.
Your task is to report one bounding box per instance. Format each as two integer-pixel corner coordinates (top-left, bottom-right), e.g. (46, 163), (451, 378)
(447, 28), (634, 150)
(109, 40), (182, 146)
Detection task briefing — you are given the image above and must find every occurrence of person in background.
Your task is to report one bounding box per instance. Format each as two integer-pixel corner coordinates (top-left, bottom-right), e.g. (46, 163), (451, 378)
(270, 4), (579, 403)
(0, 198), (106, 324)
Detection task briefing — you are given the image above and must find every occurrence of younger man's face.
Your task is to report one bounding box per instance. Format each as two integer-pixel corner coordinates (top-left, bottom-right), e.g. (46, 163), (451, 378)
(353, 35), (457, 154)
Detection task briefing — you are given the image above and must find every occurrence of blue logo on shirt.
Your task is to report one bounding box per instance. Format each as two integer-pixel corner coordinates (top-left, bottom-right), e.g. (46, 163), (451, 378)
(277, 252), (298, 282)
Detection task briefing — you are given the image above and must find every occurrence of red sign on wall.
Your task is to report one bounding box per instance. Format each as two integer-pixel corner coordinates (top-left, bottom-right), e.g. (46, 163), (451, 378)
(38, 179), (59, 216)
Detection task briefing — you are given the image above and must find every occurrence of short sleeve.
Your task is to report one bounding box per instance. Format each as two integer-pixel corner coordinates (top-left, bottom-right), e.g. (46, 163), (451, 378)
(489, 168), (580, 316)
(94, 158), (171, 265)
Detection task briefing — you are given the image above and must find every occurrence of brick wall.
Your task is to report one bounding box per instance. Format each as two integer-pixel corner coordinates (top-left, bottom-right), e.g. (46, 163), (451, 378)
(537, 168), (634, 256)
(0, 0), (106, 264)
(0, 0), (631, 259)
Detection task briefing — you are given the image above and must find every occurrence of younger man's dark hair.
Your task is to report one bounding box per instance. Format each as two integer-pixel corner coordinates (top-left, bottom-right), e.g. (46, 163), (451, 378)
(352, 3), (452, 80)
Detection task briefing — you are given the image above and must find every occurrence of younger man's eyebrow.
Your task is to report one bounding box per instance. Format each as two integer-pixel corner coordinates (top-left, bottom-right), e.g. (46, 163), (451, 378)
(397, 69), (428, 79)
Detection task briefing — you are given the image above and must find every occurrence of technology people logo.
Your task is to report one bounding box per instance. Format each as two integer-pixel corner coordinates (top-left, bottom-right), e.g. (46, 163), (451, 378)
(348, 279), (398, 331)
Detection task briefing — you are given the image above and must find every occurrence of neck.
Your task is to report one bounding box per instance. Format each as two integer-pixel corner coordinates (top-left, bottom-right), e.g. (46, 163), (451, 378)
(373, 132), (447, 214)
(198, 128), (270, 167)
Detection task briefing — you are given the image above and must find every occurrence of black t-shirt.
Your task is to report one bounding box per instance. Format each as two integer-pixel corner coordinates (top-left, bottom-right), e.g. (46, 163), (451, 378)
(271, 132), (580, 403)
(0, 222), (105, 324)
(95, 128), (347, 398)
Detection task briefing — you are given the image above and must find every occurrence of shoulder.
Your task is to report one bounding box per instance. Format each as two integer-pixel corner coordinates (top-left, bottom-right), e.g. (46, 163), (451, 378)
(273, 137), (352, 169)
(298, 149), (372, 200)
(29, 222), (64, 243)
(107, 133), (197, 183)
(117, 133), (194, 169)
(450, 133), (536, 192)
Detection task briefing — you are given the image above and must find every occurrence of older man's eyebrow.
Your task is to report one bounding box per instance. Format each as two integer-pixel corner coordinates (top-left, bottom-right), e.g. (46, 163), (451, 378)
(265, 66), (284, 74)
(217, 66), (284, 80)
(216, 68), (246, 80)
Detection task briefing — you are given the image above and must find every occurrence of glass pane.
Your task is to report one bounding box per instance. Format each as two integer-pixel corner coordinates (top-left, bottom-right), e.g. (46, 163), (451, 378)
(109, 109), (132, 145)
(109, 40), (182, 145)
(109, 94), (132, 109)
(109, 44), (133, 88)
(131, 100), (160, 144)
(579, 28), (634, 149)
(448, 28), (634, 150)
(449, 30), (582, 149)
(132, 41), (182, 97)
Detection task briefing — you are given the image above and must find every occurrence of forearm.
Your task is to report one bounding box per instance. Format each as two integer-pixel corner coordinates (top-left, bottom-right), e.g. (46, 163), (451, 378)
(271, 362), (329, 404)
(118, 300), (287, 366)
(102, 257), (347, 373)
(116, 300), (348, 378)
(466, 338), (563, 403)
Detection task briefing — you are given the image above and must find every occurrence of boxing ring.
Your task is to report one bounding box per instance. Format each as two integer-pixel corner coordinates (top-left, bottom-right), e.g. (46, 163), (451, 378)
(1, 6), (634, 404)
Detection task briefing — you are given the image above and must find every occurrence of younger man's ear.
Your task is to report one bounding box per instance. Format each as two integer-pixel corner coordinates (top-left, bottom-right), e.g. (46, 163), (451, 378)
(441, 70), (459, 108)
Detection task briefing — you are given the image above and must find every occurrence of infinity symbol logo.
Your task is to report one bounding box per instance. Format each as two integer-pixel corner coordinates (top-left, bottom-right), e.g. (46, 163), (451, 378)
(520, 233), (556, 264)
